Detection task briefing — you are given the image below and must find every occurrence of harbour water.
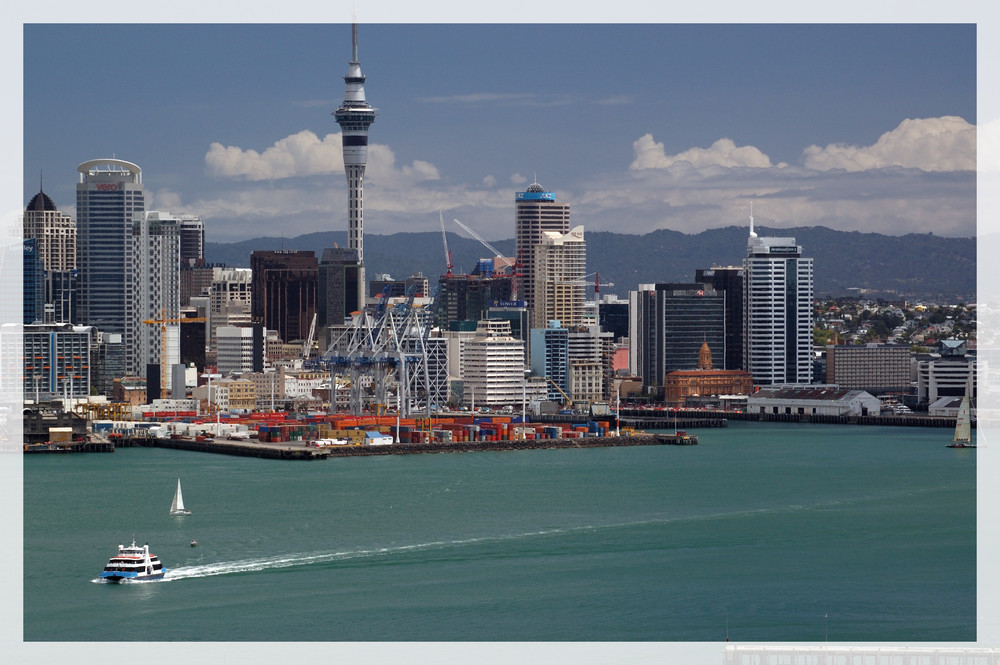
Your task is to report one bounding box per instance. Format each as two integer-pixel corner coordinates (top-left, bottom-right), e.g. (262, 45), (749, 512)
(23, 422), (975, 643)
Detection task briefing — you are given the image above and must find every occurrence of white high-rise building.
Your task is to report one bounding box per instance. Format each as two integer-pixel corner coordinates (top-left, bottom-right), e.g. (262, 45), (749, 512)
(217, 325), (264, 375)
(209, 267), (253, 349)
(462, 320), (527, 407)
(532, 225), (587, 329)
(742, 212), (814, 386)
(128, 211), (182, 380)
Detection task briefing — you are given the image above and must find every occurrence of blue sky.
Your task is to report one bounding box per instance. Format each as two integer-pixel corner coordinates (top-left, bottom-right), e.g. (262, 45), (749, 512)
(21, 22), (977, 243)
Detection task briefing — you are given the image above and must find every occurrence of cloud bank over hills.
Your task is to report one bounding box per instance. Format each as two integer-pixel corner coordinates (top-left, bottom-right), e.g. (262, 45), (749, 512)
(160, 115), (975, 243)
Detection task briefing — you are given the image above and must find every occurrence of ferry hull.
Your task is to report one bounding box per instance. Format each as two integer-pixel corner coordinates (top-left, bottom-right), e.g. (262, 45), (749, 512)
(100, 570), (166, 582)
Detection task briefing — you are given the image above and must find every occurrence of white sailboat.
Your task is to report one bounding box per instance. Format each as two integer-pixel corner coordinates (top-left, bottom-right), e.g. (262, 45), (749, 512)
(947, 396), (975, 448)
(169, 478), (192, 515)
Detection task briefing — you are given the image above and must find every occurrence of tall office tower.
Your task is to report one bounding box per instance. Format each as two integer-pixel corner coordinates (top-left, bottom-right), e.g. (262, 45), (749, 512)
(45, 270), (77, 324)
(318, 247), (363, 349)
(180, 263), (215, 306)
(179, 308), (208, 371)
(250, 250), (318, 345)
(91, 331), (125, 398)
(76, 159), (145, 337)
(435, 269), (515, 331)
(487, 301), (531, 343)
(532, 226), (587, 329)
(23, 186), (75, 272)
(333, 23), (376, 309)
(567, 324), (614, 401)
(530, 320), (570, 400)
(178, 215), (205, 267)
(208, 267), (253, 349)
(629, 283), (725, 396)
(23, 239), (44, 324)
(128, 211), (182, 382)
(742, 213), (814, 386)
(514, 182), (571, 316)
(24, 186), (77, 324)
(695, 266), (744, 371)
(597, 295), (629, 341)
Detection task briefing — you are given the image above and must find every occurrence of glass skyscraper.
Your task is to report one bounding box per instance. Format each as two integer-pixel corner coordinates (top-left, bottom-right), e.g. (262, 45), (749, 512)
(743, 230), (814, 386)
(76, 159), (145, 337)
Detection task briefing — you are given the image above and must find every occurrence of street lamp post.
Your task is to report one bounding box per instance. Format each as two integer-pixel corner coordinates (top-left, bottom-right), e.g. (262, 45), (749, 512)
(522, 371), (527, 439)
(615, 381), (621, 436)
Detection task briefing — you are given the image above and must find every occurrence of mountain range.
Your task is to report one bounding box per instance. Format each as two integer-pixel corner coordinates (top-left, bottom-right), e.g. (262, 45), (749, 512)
(205, 226), (976, 302)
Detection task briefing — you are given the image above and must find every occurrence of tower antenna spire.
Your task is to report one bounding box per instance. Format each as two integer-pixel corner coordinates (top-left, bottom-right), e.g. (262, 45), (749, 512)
(352, 21), (359, 64)
(749, 201), (757, 238)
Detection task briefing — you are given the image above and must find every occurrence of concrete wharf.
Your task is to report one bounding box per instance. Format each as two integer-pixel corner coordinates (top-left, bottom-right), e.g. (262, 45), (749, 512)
(617, 408), (965, 429)
(110, 433), (674, 460)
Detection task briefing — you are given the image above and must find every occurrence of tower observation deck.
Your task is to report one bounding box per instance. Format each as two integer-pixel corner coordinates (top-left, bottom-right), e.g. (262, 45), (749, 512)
(333, 23), (376, 308)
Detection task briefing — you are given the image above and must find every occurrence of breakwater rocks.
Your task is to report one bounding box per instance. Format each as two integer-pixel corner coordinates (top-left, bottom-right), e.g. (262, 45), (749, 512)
(123, 434), (675, 460)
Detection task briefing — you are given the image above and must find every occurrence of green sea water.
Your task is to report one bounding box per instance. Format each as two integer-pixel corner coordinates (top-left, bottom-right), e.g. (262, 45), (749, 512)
(22, 421), (975, 642)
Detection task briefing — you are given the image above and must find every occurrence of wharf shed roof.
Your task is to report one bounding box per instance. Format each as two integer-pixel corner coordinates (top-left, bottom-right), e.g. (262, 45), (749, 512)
(751, 386), (857, 402)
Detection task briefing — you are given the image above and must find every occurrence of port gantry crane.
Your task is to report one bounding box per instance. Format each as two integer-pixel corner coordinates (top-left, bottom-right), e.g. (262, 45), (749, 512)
(320, 283), (443, 417)
(301, 312), (317, 359)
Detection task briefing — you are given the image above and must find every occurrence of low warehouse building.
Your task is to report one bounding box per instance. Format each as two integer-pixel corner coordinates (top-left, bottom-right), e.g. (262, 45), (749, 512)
(748, 385), (882, 417)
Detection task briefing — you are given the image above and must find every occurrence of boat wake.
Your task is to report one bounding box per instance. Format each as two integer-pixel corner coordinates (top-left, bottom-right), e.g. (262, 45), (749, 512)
(154, 487), (961, 582)
(161, 528), (593, 581)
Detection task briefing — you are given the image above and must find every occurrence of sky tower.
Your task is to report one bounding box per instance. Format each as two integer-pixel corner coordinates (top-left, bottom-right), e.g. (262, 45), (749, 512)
(333, 23), (375, 308)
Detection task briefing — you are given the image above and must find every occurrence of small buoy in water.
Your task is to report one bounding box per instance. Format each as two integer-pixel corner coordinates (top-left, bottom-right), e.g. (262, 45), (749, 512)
(190, 539), (198, 547)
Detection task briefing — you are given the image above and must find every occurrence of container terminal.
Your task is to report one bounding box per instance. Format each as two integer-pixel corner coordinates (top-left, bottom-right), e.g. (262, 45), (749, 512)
(24, 410), (701, 458)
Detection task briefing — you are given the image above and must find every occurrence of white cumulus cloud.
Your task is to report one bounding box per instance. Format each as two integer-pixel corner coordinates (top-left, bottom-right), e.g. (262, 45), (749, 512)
(802, 116), (976, 172)
(205, 130), (343, 181)
(205, 130), (441, 187)
(630, 134), (776, 171)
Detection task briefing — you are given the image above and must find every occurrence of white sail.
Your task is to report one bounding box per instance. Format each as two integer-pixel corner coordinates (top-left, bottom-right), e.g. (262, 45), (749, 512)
(170, 479), (191, 515)
(954, 396), (972, 444)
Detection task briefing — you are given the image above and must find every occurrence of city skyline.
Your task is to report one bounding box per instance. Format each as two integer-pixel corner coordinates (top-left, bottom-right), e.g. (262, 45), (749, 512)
(21, 23), (976, 246)
(5, 7), (998, 665)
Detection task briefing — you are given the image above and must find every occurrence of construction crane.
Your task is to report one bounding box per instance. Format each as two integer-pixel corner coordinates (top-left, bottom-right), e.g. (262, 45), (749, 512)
(591, 271), (613, 301)
(452, 218), (503, 259)
(142, 308), (207, 393)
(543, 376), (573, 406)
(558, 271), (614, 301)
(439, 209), (453, 277)
(302, 312), (317, 359)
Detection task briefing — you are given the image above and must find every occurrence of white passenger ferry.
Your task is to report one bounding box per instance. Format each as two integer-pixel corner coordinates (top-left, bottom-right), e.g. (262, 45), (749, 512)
(99, 540), (166, 582)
